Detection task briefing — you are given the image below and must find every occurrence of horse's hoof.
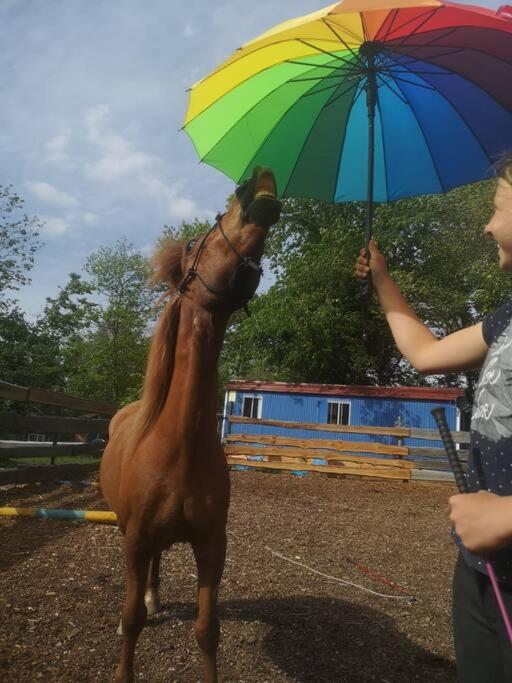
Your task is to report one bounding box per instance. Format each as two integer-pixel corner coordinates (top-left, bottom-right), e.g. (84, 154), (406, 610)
(114, 667), (135, 683)
(144, 594), (161, 616)
(114, 666), (133, 683)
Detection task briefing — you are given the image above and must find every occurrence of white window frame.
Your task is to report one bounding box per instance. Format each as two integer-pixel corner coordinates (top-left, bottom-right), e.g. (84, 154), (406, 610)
(327, 400), (351, 426)
(222, 391), (237, 440)
(242, 394), (263, 420)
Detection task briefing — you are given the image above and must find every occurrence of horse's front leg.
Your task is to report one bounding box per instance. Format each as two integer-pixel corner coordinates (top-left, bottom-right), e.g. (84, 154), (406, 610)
(192, 530), (227, 683)
(114, 528), (151, 683)
(145, 550), (162, 616)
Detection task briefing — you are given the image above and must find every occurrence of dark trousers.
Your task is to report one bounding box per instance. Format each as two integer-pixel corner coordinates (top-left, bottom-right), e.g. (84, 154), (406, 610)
(453, 553), (512, 682)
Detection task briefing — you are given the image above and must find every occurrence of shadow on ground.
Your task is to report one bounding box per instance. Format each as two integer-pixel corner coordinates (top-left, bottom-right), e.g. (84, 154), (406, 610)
(0, 487), (105, 571)
(150, 596), (455, 682)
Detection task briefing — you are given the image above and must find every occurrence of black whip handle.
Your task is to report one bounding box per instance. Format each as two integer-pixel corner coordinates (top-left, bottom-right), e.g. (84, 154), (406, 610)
(359, 272), (374, 303)
(431, 407), (469, 494)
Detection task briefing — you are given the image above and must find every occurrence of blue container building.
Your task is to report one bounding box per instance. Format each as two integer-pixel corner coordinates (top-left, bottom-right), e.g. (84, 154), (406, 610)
(222, 381), (464, 454)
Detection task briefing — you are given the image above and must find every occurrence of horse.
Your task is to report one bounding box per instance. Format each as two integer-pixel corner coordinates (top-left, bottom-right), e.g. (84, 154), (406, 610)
(100, 167), (281, 683)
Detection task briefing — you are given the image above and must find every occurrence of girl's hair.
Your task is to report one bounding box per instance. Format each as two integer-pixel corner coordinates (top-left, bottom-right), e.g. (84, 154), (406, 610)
(497, 153), (512, 186)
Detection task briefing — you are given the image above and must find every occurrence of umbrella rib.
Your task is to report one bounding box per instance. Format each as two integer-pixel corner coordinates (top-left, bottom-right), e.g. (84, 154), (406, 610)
(391, 26), (459, 55)
(390, 70), (452, 76)
(299, 77), (359, 100)
(298, 38), (362, 69)
(379, 9), (400, 44)
(319, 79), (365, 108)
(388, 74), (437, 90)
(290, 73), (356, 84)
(376, 46), (455, 69)
(322, 17), (366, 47)
(285, 59), (346, 71)
(321, 18), (366, 67)
(375, 74), (409, 105)
(360, 12), (370, 43)
(382, 47), (466, 68)
(385, 8), (440, 44)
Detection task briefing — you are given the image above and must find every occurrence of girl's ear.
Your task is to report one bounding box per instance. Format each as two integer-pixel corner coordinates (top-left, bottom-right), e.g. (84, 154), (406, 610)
(151, 238), (184, 287)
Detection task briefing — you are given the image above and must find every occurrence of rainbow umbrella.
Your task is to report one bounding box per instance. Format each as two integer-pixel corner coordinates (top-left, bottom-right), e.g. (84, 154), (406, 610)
(184, 0), (512, 247)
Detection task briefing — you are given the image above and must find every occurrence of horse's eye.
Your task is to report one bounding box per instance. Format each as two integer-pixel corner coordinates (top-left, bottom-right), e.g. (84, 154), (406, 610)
(186, 239), (197, 253)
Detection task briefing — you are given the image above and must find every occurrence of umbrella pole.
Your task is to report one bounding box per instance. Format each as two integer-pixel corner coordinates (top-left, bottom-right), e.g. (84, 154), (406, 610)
(361, 50), (377, 301)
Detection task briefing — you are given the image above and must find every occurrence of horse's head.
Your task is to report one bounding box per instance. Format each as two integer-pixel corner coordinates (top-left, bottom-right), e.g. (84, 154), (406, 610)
(155, 167), (281, 312)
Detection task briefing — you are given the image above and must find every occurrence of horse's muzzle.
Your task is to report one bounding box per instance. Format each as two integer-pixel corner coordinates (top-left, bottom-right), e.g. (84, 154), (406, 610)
(244, 195), (282, 229)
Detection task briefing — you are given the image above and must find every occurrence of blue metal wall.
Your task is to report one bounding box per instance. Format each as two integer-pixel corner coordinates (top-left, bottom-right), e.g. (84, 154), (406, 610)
(225, 389), (458, 450)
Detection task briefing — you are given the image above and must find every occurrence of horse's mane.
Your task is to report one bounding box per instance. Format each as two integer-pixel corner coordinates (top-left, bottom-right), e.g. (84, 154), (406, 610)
(131, 238), (184, 445)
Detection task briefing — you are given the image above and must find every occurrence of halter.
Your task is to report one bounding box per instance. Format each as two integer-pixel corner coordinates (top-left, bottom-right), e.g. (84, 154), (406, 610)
(175, 212), (263, 309)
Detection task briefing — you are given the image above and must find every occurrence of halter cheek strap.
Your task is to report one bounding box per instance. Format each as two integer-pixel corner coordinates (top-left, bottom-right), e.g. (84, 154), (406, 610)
(175, 213), (263, 304)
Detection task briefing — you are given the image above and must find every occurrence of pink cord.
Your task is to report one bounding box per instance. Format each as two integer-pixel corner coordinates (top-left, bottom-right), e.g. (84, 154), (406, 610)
(486, 561), (512, 645)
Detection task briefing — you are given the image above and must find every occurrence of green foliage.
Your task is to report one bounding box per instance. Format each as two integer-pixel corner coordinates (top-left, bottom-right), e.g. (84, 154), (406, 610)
(62, 239), (154, 405)
(1, 182), (507, 412)
(0, 185), (43, 306)
(0, 307), (62, 390)
(161, 218), (212, 243)
(220, 181), (510, 390)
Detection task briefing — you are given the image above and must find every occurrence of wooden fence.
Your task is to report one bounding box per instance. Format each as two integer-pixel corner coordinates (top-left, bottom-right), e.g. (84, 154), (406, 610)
(0, 380), (115, 486)
(0, 380), (467, 487)
(225, 416), (469, 483)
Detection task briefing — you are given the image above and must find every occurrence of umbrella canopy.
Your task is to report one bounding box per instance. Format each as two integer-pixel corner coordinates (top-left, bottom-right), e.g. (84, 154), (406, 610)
(184, 0), (512, 203)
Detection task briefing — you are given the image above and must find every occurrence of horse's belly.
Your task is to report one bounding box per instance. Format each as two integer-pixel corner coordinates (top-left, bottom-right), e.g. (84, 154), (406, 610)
(150, 490), (228, 547)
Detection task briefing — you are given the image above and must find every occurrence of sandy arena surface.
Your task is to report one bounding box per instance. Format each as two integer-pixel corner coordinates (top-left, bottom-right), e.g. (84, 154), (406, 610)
(0, 470), (458, 682)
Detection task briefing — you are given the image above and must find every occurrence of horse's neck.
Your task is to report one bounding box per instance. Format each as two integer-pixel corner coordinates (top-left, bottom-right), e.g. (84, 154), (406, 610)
(160, 301), (228, 432)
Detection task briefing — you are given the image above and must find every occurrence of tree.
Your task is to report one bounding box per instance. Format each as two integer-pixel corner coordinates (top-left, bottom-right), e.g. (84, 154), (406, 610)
(0, 307), (63, 390)
(0, 185), (43, 308)
(220, 181), (511, 390)
(64, 239), (154, 405)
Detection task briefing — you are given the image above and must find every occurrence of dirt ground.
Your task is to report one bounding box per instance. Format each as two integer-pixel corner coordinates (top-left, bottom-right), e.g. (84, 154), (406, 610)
(0, 470), (458, 682)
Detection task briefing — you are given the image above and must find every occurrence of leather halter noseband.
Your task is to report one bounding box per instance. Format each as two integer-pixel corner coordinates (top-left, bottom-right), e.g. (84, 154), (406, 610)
(175, 213), (263, 304)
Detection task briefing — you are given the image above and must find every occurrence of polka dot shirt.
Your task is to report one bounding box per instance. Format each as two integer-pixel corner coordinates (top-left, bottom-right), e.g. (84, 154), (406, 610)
(455, 302), (512, 586)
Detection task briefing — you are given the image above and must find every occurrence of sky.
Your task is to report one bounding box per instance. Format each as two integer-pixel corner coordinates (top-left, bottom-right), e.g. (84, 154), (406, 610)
(1, 0), (501, 318)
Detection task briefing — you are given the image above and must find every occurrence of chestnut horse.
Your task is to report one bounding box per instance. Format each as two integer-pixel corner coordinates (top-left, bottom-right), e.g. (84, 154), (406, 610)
(100, 167), (281, 683)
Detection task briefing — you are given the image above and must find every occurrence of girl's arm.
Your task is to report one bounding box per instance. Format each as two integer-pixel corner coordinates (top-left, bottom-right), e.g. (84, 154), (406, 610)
(355, 241), (488, 374)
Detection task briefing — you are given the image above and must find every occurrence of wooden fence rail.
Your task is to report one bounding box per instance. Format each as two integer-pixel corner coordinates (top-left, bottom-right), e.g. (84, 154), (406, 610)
(227, 416), (471, 443)
(0, 380), (115, 415)
(0, 412), (110, 435)
(0, 381), (116, 485)
(226, 417), (469, 484)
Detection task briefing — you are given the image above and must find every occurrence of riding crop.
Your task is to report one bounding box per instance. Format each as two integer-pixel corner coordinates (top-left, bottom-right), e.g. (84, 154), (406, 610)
(432, 407), (512, 645)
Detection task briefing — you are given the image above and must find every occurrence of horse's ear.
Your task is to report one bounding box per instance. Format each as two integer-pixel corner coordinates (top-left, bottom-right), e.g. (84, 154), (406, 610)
(151, 238), (184, 287)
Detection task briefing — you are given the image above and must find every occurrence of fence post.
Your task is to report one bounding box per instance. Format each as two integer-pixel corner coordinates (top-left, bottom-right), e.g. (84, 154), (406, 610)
(50, 432), (58, 465)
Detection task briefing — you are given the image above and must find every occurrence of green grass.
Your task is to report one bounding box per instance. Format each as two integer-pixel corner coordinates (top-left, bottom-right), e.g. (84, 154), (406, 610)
(0, 456), (101, 468)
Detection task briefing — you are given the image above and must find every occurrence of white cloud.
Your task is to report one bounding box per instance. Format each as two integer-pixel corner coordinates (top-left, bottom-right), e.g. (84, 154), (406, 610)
(44, 131), (71, 163)
(140, 175), (212, 221)
(140, 243), (153, 256)
(84, 104), (156, 182)
(26, 181), (78, 207)
(82, 212), (99, 225)
(82, 106), (212, 221)
(184, 23), (196, 37)
(40, 216), (71, 236)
